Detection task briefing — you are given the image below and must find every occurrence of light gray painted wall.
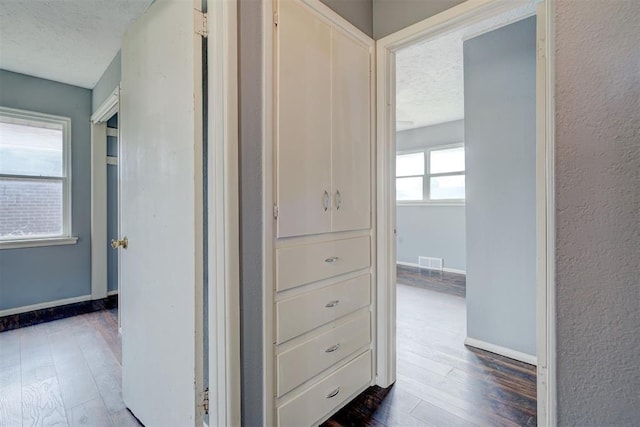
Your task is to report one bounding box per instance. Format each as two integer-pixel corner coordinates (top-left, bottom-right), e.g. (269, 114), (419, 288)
(555, 1), (640, 424)
(238, 1), (264, 425)
(91, 51), (121, 113)
(463, 17), (536, 357)
(397, 207), (465, 271)
(320, 0), (373, 37)
(0, 70), (92, 311)
(373, 0), (465, 39)
(396, 120), (466, 271)
(396, 119), (464, 151)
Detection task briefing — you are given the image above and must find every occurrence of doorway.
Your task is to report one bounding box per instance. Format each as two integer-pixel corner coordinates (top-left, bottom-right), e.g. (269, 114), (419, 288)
(106, 113), (120, 328)
(376, 0), (556, 425)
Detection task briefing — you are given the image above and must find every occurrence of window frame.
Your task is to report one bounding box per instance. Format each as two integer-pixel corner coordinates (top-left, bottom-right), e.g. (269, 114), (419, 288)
(396, 142), (465, 206)
(0, 106), (77, 249)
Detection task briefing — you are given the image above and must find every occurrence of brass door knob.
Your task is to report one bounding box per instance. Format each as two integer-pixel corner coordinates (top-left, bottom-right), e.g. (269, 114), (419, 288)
(111, 237), (128, 249)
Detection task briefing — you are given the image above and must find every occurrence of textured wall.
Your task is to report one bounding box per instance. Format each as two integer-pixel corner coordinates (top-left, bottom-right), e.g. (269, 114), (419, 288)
(373, 0), (465, 39)
(92, 51), (121, 113)
(555, 1), (640, 424)
(464, 17), (537, 357)
(396, 120), (466, 271)
(0, 70), (92, 311)
(319, 0), (373, 37)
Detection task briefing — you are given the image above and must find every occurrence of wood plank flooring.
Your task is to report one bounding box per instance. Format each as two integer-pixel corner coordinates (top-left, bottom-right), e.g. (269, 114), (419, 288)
(324, 270), (537, 427)
(0, 308), (140, 427)
(1, 270), (535, 426)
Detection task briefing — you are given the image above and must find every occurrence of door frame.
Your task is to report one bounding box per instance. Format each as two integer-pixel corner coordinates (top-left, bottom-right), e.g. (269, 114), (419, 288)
(90, 86), (119, 301)
(375, 0), (556, 425)
(206, 0), (241, 424)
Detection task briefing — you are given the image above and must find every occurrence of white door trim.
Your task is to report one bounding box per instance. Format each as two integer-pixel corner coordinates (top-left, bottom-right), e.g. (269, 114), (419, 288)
(90, 86), (119, 300)
(206, 0), (241, 425)
(375, 1), (556, 426)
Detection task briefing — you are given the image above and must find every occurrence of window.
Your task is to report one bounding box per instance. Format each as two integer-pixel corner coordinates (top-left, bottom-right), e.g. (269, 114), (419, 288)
(0, 107), (74, 247)
(396, 144), (465, 203)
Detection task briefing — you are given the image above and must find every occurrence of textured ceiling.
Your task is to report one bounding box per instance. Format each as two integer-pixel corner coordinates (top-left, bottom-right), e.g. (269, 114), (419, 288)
(0, 0), (152, 89)
(395, 4), (537, 131)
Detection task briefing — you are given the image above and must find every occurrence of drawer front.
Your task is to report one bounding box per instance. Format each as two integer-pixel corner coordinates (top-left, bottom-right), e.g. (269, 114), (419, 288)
(277, 312), (370, 396)
(276, 274), (370, 343)
(278, 350), (372, 427)
(276, 236), (370, 292)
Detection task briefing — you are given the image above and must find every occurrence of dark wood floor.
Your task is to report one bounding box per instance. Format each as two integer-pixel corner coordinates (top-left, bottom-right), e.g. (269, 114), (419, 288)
(325, 269), (537, 427)
(0, 307), (140, 426)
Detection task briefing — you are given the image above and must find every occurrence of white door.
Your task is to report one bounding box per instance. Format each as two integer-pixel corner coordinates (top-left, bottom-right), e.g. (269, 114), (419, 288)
(119, 0), (204, 425)
(277, 0), (332, 238)
(331, 29), (371, 233)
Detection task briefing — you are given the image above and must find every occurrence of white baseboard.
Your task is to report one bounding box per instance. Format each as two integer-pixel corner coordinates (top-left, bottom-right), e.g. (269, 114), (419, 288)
(107, 290), (119, 296)
(464, 337), (537, 366)
(396, 261), (466, 275)
(0, 295), (92, 317)
(397, 261), (419, 268)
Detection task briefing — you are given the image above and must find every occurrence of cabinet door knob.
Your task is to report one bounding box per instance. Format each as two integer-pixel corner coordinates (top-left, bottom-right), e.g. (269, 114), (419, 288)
(325, 343), (340, 353)
(325, 300), (340, 308)
(323, 190), (330, 211)
(335, 190), (341, 210)
(326, 387), (341, 399)
(325, 256), (339, 263)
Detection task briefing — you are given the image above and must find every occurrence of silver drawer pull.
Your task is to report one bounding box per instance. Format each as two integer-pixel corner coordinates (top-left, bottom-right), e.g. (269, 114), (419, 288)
(325, 300), (340, 308)
(325, 344), (340, 353)
(325, 256), (339, 263)
(326, 387), (341, 399)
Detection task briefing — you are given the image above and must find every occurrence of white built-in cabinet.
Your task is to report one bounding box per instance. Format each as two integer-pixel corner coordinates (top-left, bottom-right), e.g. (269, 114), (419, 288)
(277, 0), (371, 239)
(271, 1), (375, 426)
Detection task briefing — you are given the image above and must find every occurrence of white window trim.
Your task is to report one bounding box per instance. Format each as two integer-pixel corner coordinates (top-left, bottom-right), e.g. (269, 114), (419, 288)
(0, 106), (76, 249)
(396, 142), (465, 206)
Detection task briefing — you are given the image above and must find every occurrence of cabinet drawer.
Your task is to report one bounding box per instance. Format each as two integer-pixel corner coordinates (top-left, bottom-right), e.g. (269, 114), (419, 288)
(276, 236), (370, 292)
(277, 312), (370, 397)
(278, 350), (372, 427)
(276, 274), (370, 343)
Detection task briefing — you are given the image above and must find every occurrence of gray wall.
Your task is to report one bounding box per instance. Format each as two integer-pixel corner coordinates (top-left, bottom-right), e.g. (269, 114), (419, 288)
(238, 1), (264, 425)
(373, 0), (465, 39)
(396, 120), (466, 271)
(555, 1), (640, 424)
(320, 0), (373, 37)
(0, 70), (92, 311)
(463, 17), (536, 357)
(92, 51), (121, 113)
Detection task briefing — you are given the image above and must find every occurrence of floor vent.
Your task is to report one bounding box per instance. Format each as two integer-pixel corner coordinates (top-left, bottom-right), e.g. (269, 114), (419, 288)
(418, 256), (443, 271)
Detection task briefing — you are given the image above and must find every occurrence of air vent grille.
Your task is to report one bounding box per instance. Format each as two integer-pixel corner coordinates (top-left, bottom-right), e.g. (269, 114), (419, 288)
(418, 256), (443, 271)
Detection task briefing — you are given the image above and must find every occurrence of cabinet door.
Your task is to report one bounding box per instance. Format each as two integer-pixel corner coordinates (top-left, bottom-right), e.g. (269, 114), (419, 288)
(277, 0), (332, 238)
(331, 29), (371, 232)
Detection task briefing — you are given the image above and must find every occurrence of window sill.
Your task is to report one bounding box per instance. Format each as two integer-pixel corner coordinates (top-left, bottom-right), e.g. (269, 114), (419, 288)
(397, 202), (465, 207)
(0, 236), (79, 250)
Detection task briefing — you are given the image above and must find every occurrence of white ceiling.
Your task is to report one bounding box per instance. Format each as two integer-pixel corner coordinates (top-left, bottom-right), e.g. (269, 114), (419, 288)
(0, 0), (153, 89)
(395, 4), (536, 131)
